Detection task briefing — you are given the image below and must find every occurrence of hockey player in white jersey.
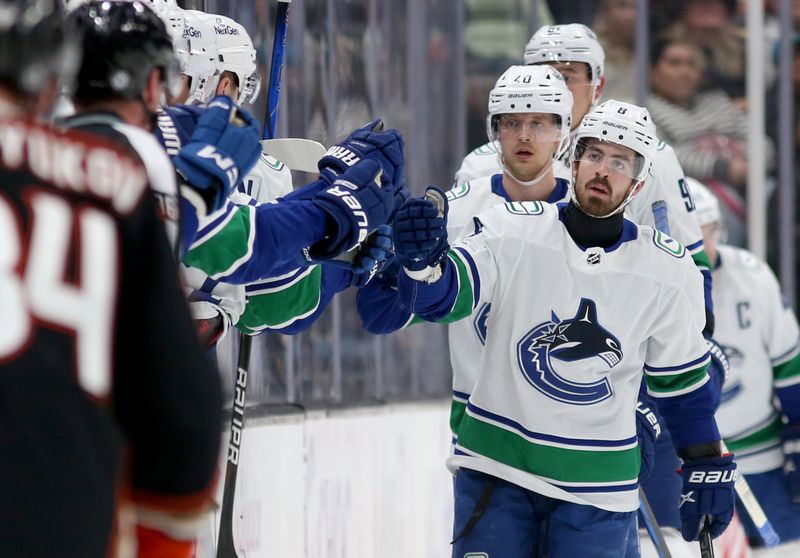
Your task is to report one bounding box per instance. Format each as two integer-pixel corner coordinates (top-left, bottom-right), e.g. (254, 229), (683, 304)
(691, 179), (800, 553)
(392, 102), (736, 557)
(455, 23), (713, 335)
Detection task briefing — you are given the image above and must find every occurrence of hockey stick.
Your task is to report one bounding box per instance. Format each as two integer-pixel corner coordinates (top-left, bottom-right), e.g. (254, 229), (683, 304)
(720, 441), (780, 547)
(699, 518), (714, 558)
(216, 337), (250, 558)
(216, 3), (292, 557)
(639, 487), (673, 558)
(260, 137), (326, 172)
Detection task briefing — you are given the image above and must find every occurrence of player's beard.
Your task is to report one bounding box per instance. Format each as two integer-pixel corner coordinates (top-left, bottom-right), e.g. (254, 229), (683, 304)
(577, 176), (627, 217)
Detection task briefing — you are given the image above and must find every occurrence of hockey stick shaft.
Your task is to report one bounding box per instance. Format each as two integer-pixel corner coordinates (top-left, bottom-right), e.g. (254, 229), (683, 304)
(263, 0), (291, 141)
(217, 3), (291, 556)
(699, 518), (714, 558)
(216, 335), (251, 558)
(720, 441), (780, 547)
(639, 487), (673, 558)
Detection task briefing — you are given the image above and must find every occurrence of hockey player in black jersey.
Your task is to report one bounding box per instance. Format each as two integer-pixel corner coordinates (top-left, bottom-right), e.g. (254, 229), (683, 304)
(0, 1), (222, 556)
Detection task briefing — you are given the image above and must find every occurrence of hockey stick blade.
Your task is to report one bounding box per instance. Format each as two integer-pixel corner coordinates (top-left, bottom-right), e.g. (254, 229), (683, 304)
(721, 442), (780, 547)
(639, 488), (673, 558)
(260, 138), (326, 172)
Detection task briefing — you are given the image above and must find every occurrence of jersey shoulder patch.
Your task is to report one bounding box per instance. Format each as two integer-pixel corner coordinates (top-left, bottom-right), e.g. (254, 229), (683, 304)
(259, 153), (286, 171)
(651, 229), (686, 258)
(447, 181), (471, 201)
(471, 142), (498, 156)
(505, 200), (544, 216)
(732, 247), (763, 271)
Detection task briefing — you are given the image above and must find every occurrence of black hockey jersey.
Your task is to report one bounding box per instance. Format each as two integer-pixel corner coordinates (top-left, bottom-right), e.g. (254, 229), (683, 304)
(0, 115), (221, 557)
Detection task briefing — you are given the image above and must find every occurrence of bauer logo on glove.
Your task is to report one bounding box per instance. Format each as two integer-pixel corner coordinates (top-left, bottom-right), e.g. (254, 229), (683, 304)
(321, 169), (383, 245)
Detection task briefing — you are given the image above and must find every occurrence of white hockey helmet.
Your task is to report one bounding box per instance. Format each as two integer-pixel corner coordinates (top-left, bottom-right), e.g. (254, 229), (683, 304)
(524, 24), (605, 88)
(686, 177), (721, 227)
(141, 0), (185, 44)
(176, 10), (220, 104)
(198, 12), (260, 104)
(570, 100), (659, 216)
(486, 65), (573, 156)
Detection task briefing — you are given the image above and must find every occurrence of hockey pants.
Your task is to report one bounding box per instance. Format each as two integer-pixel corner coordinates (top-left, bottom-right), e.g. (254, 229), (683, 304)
(452, 468), (637, 557)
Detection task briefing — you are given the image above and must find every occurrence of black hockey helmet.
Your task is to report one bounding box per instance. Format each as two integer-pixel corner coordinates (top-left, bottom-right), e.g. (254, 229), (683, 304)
(69, 0), (181, 102)
(0, 0), (80, 95)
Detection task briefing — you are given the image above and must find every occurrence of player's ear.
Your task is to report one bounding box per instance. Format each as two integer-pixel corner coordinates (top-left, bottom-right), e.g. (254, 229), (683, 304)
(594, 75), (606, 102)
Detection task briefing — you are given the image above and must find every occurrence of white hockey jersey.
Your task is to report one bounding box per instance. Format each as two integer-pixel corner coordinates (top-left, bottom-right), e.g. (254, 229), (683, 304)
(454, 140), (706, 264)
(445, 174), (570, 455)
(435, 202), (711, 512)
(712, 245), (800, 474)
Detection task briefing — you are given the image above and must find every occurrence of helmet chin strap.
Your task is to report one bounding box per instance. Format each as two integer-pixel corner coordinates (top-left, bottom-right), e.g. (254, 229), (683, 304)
(498, 153), (554, 188)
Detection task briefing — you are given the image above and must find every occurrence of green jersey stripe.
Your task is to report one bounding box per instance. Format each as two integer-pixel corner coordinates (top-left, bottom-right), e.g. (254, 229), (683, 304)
(451, 399), (467, 435)
(774, 352), (800, 382)
(725, 416), (782, 453)
(691, 248), (712, 270)
(184, 206), (253, 277)
(457, 413), (640, 483)
(237, 265), (322, 332)
(646, 364), (709, 395)
(437, 251), (477, 324)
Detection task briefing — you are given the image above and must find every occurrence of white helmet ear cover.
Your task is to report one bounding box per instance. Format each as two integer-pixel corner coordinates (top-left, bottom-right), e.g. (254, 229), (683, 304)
(485, 65), (573, 158)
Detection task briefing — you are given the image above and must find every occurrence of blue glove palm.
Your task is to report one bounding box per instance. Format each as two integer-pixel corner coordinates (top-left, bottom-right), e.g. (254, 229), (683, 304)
(392, 186), (449, 272)
(782, 422), (800, 502)
(318, 119), (405, 200)
(679, 454), (737, 541)
(174, 96), (261, 211)
(310, 159), (394, 260)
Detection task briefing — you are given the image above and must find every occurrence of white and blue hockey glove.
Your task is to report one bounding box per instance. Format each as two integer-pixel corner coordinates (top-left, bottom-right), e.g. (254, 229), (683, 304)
(309, 159), (395, 260)
(781, 422), (800, 502)
(348, 225), (394, 287)
(318, 119), (405, 202)
(392, 186), (449, 280)
(173, 96), (261, 211)
(678, 452), (737, 541)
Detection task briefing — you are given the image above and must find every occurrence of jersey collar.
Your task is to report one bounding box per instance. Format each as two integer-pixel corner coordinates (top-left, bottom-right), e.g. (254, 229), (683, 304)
(491, 174), (570, 204)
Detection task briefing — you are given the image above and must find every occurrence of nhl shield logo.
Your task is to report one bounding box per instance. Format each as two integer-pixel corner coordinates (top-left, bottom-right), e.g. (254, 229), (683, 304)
(587, 251), (601, 265)
(516, 298), (622, 405)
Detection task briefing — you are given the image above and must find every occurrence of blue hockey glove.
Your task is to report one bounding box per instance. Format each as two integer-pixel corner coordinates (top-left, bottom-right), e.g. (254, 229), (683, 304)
(348, 225), (394, 287)
(318, 118), (405, 194)
(173, 96), (261, 211)
(636, 398), (661, 482)
(678, 453), (737, 541)
(781, 422), (800, 502)
(309, 159), (395, 260)
(392, 186), (449, 273)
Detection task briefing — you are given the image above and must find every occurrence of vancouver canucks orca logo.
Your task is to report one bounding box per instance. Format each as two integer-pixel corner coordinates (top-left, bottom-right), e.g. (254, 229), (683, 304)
(516, 298), (622, 405)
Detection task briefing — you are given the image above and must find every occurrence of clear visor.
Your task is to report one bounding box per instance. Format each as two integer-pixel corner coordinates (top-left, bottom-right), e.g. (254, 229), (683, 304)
(491, 114), (564, 143)
(575, 140), (642, 182)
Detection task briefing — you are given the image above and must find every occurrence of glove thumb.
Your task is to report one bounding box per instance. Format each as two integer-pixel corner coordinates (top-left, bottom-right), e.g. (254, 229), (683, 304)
(424, 186), (448, 219)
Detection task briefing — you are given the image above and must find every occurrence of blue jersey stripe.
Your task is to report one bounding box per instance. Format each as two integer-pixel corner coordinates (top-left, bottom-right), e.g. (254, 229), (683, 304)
(466, 402), (638, 448)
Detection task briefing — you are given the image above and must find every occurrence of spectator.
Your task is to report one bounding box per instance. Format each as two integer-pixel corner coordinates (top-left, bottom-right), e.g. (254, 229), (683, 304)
(594, 0), (637, 104)
(664, 0), (746, 106)
(647, 36), (775, 246)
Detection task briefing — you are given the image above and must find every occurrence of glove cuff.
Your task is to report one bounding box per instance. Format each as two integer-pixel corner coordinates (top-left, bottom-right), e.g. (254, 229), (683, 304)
(404, 262), (443, 283)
